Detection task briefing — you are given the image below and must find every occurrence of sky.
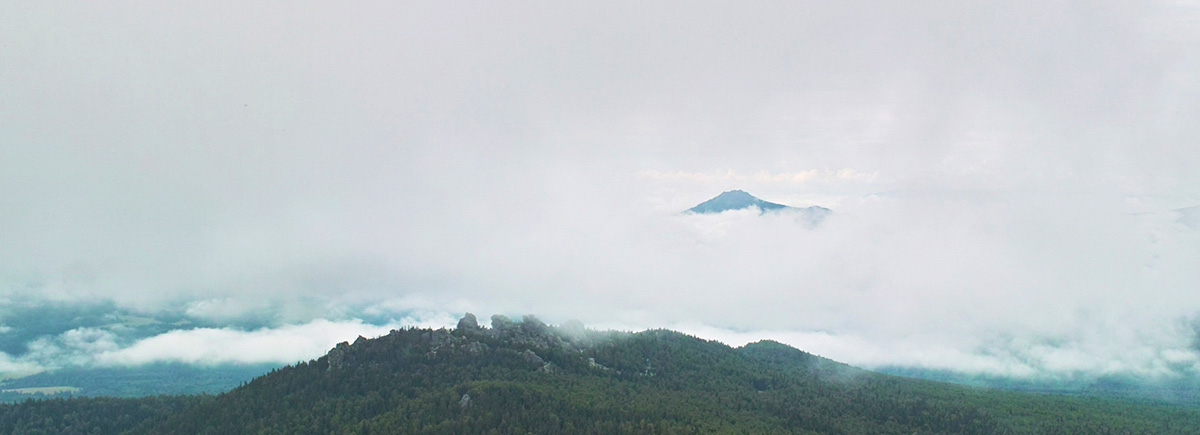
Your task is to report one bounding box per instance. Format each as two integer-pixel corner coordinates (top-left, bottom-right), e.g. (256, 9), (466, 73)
(2, 1), (1200, 382)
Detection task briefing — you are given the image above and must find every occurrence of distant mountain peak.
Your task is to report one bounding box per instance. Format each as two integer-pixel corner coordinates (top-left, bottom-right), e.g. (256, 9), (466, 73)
(686, 190), (789, 214)
(684, 190), (832, 225)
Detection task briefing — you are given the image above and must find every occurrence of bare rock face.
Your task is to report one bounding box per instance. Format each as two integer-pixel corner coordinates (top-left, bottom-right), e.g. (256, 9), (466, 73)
(488, 314), (568, 350)
(459, 393), (471, 409)
(559, 319), (586, 337)
(521, 349), (545, 366)
(463, 341), (488, 355)
(419, 329), (459, 358)
(327, 341), (351, 373)
(519, 315), (549, 335)
(490, 314), (517, 335)
(420, 329), (453, 347)
(588, 357), (609, 371)
(457, 313), (481, 332)
(558, 319), (592, 347)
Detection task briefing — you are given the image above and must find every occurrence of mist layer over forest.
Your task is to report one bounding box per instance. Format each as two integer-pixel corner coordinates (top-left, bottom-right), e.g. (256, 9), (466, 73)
(3, 1), (1200, 397)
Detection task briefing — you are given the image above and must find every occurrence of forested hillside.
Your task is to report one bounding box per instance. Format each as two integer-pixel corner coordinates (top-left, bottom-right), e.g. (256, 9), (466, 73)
(2, 314), (1198, 434)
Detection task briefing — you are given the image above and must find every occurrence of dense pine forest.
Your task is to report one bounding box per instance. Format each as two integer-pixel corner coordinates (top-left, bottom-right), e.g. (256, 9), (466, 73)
(2, 314), (1199, 434)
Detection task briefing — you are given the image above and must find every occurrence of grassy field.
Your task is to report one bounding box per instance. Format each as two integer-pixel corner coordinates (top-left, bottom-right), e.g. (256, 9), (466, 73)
(2, 386), (79, 395)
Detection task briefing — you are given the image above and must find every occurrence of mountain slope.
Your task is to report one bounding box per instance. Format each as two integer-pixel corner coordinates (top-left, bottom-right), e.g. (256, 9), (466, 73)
(3, 315), (1200, 434)
(130, 315), (1199, 434)
(687, 190), (791, 214)
(0, 363), (275, 403)
(686, 190), (832, 224)
(0, 395), (199, 435)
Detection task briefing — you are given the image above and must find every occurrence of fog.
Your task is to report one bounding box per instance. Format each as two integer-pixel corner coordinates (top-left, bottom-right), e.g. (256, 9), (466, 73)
(2, 1), (1200, 381)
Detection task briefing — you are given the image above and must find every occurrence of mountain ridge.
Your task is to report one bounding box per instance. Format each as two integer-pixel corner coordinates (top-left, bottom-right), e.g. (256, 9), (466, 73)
(687, 190), (791, 214)
(4, 314), (1200, 434)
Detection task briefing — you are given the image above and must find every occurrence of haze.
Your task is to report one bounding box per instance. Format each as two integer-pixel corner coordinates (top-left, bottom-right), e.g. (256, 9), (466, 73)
(3, 1), (1200, 384)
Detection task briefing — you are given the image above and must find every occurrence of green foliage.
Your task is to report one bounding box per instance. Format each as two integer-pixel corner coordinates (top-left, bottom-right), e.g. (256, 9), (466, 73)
(0, 363), (275, 402)
(3, 321), (1199, 434)
(878, 365), (1200, 406)
(0, 395), (200, 435)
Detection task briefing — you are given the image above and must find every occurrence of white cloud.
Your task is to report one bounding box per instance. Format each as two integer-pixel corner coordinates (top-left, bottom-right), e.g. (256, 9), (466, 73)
(0, 315), (457, 376)
(184, 298), (261, 322)
(16, 328), (121, 369)
(1, 0), (1199, 383)
(96, 319), (406, 366)
(610, 317), (1200, 381)
(638, 168), (880, 186)
(0, 352), (43, 380)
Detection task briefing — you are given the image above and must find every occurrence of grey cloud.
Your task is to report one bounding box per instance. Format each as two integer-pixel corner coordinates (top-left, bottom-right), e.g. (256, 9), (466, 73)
(2, 1), (1200, 380)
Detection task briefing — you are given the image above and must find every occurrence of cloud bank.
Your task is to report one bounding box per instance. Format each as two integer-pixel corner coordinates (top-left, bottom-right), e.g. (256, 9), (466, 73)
(0, 312), (457, 372)
(95, 320), (399, 366)
(2, 1), (1200, 382)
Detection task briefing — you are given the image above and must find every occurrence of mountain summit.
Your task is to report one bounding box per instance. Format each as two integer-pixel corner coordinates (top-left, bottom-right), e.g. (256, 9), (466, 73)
(686, 190), (832, 224)
(686, 190), (789, 214)
(17, 313), (1194, 434)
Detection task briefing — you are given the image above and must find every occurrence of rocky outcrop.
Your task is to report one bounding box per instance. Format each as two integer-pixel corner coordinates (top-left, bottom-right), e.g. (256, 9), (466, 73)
(420, 329), (453, 348)
(521, 349), (544, 366)
(490, 314), (516, 334)
(588, 357), (609, 371)
(327, 341), (351, 373)
(463, 341), (488, 355)
(486, 314), (569, 350)
(420, 328), (465, 357)
(558, 319), (594, 347)
(321, 315), (605, 377)
(559, 319), (586, 337)
(457, 313), (481, 332)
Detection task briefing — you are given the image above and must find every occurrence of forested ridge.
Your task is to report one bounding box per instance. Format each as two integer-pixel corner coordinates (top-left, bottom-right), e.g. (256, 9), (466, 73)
(2, 314), (1198, 434)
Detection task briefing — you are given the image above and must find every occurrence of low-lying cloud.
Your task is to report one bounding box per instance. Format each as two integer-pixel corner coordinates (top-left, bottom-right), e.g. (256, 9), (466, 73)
(2, 0), (1200, 384)
(0, 313), (457, 372)
(96, 320), (398, 366)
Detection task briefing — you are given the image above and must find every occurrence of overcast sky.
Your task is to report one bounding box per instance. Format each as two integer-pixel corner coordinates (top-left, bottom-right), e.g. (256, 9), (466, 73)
(3, 1), (1200, 380)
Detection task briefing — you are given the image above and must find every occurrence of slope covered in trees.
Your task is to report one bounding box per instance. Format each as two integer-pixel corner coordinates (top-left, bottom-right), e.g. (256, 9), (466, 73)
(0, 363), (277, 403)
(2, 314), (1199, 434)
